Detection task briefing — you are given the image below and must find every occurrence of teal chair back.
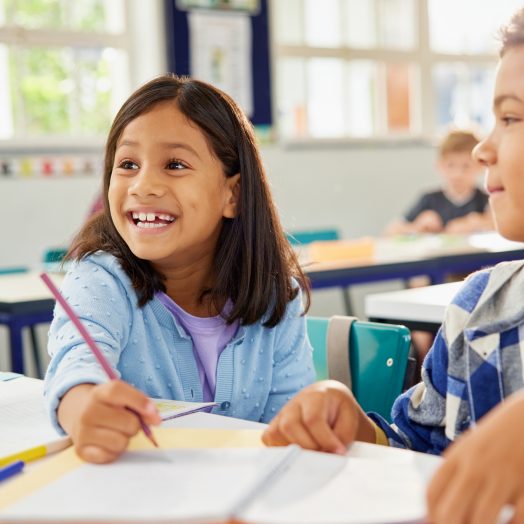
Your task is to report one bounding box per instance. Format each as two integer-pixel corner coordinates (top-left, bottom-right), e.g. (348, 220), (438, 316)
(0, 267), (28, 275)
(307, 316), (411, 422)
(287, 228), (340, 246)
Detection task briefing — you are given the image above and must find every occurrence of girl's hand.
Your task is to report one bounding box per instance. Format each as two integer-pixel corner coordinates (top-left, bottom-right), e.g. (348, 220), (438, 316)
(427, 391), (524, 524)
(58, 381), (162, 464)
(262, 380), (375, 454)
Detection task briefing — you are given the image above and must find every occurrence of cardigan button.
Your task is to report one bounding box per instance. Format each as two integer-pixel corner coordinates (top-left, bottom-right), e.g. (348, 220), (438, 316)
(220, 401), (231, 410)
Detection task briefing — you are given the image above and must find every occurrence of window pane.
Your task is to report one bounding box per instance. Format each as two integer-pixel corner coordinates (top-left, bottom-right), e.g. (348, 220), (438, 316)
(428, 0), (522, 54)
(307, 58), (344, 137)
(4, 45), (128, 138)
(276, 57), (307, 138)
(386, 63), (412, 131)
(346, 60), (376, 136)
(344, 0), (376, 48)
(10, 46), (70, 135)
(304, 0), (341, 47)
(272, 0), (303, 45)
(0, 0), (124, 33)
(433, 63), (496, 132)
(377, 0), (415, 50)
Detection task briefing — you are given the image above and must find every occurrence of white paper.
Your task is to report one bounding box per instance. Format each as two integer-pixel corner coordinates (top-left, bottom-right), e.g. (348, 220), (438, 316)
(3, 444), (441, 524)
(3, 448), (292, 521)
(0, 378), (68, 457)
(241, 446), (440, 524)
(189, 10), (253, 116)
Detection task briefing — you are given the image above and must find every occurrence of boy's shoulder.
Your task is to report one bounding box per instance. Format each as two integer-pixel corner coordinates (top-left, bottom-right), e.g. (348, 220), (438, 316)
(451, 259), (524, 316)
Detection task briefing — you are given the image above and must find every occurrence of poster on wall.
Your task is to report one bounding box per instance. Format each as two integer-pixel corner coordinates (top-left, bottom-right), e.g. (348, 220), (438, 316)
(188, 10), (253, 117)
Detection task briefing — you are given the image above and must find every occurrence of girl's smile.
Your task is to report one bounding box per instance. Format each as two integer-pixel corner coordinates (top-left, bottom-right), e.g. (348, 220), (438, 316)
(128, 210), (177, 230)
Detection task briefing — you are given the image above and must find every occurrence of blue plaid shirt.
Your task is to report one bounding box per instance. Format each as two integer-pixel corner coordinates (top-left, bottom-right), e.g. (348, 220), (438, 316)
(372, 260), (524, 454)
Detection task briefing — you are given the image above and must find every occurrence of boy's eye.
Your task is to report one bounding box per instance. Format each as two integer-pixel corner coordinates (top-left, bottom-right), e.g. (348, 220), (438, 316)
(501, 115), (520, 125)
(117, 160), (139, 170)
(166, 159), (187, 170)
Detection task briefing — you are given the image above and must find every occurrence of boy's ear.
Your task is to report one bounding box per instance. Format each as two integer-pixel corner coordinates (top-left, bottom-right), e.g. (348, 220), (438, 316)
(223, 173), (241, 219)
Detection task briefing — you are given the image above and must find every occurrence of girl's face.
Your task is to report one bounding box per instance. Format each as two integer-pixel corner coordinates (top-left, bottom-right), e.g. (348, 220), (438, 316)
(474, 45), (524, 242)
(108, 102), (239, 272)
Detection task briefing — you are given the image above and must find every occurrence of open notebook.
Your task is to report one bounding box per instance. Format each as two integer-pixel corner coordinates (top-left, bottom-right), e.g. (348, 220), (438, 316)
(0, 375), (216, 466)
(0, 430), (441, 524)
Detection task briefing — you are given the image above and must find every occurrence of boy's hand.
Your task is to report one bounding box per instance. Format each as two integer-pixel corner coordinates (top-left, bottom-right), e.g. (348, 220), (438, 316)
(262, 380), (375, 454)
(427, 391), (524, 524)
(413, 210), (444, 233)
(58, 381), (162, 464)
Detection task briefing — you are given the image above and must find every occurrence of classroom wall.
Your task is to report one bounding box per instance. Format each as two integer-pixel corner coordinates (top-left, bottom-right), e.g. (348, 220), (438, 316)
(0, 143), (437, 375)
(0, 143), (437, 268)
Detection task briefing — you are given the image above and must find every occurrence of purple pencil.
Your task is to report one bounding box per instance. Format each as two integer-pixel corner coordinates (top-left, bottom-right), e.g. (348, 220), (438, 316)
(40, 272), (158, 448)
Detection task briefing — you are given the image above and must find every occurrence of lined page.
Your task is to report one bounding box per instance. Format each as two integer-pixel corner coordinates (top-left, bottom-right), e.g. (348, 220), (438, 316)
(0, 378), (69, 458)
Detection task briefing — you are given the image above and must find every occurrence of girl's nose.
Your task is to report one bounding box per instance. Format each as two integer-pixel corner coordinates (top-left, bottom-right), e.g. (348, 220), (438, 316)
(129, 169), (165, 197)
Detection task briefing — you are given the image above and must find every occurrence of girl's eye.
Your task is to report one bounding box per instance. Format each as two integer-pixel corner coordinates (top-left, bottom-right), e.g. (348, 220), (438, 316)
(166, 159), (187, 170)
(117, 160), (139, 170)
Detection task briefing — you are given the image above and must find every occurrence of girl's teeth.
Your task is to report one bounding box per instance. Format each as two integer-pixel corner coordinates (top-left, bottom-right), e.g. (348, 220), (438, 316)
(131, 211), (176, 223)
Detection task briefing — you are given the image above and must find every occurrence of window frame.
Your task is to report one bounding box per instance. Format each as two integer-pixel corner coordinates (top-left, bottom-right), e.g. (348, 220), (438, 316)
(269, 0), (499, 145)
(0, 0), (133, 154)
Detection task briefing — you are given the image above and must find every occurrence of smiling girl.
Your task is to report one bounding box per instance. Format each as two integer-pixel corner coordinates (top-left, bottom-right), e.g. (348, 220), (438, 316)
(44, 75), (315, 464)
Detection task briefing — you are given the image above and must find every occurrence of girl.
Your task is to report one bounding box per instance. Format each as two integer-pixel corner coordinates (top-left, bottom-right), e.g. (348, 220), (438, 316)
(45, 75), (315, 464)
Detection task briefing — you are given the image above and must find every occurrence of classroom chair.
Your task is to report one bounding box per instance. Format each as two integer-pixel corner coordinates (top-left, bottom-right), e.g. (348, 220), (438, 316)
(286, 228), (340, 246)
(306, 316), (411, 422)
(42, 247), (68, 272)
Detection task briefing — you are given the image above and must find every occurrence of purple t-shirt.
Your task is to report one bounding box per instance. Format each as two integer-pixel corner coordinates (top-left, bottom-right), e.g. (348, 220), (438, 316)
(156, 292), (239, 401)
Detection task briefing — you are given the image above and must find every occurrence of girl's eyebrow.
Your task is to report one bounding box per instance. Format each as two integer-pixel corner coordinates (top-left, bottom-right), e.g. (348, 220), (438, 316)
(116, 139), (201, 160)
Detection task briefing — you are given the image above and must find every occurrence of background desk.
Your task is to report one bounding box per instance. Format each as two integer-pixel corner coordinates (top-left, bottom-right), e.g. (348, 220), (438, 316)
(305, 233), (524, 290)
(365, 281), (461, 332)
(0, 272), (61, 375)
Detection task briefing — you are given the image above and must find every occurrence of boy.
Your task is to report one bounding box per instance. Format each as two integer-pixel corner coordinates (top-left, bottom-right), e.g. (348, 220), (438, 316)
(263, 7), (524, 524)
(386, 130), (493, 235)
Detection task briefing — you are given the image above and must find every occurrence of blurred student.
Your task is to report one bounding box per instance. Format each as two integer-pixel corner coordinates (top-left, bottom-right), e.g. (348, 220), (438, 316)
(386, 130), (493, 235)
(264, 7), (524, 523)
(45, 75), (315, 464)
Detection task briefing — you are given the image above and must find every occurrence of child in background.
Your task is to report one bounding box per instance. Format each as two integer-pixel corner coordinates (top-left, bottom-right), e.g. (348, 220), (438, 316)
(264, 7), (524, 523)
(386, 130), (493, 235)
(45, 75), (315, 464)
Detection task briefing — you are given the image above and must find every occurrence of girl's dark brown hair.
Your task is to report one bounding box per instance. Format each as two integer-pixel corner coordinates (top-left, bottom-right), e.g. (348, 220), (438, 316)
(68, 74), (310, 327)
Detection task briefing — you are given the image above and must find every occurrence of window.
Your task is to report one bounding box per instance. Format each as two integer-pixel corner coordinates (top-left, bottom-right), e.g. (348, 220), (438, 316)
(0, 0), (130, 143)
(272, 0), (522, 141)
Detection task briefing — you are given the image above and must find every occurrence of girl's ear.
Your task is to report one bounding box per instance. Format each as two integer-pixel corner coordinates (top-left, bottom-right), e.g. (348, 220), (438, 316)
(223, 173), (241, 218)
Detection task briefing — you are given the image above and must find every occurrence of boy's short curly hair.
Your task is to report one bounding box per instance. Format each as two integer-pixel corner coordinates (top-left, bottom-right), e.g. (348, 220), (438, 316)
(438, 130), (479, 157)
(499, 6), (524, 56)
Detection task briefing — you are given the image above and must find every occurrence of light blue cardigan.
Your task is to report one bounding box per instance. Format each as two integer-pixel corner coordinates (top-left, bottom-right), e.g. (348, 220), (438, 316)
(44, 252), (315, 432)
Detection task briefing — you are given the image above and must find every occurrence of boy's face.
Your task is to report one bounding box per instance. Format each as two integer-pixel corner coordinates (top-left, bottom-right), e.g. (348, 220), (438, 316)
(474, 45), (524, 242)
(437, 151), (481, 198)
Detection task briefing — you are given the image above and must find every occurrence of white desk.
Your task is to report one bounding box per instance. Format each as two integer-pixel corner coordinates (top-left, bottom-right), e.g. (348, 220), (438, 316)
(365, 281), (462, 332)
(0, 272), (63, 376)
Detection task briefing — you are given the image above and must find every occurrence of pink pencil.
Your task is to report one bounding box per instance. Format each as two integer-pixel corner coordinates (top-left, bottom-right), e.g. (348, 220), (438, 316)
(40, 272), (159, 448)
